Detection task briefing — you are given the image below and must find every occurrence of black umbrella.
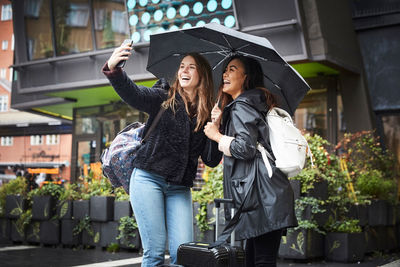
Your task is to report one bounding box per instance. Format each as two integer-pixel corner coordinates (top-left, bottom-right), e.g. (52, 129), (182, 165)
(146, 23), (310, 115)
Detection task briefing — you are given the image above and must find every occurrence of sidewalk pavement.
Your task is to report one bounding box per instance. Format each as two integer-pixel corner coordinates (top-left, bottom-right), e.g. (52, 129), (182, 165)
(0, 244), (399, 267)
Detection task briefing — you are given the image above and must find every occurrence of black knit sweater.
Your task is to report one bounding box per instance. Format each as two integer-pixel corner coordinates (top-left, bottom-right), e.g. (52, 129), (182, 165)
(102, 64), (222, 187)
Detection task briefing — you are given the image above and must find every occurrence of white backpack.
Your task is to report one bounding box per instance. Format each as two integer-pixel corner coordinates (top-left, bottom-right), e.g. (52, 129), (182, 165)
(257, 107), (313, 178)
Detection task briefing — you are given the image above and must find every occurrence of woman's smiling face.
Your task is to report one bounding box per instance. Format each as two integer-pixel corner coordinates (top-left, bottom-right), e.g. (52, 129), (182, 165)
(178, 56), (200, 92)
(222, 58), (247, 99)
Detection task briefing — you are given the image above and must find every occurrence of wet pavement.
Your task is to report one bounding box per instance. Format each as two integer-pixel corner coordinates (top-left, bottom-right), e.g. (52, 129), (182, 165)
(0, 244), (399, 267)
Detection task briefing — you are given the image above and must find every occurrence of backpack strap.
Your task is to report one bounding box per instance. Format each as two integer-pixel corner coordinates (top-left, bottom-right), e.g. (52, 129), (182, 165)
(141, 107), (166, 143)
(256, 143), (273, 178)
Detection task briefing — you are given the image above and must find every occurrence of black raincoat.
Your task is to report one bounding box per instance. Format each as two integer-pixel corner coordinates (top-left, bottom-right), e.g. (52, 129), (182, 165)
(220, 88), (298, 241)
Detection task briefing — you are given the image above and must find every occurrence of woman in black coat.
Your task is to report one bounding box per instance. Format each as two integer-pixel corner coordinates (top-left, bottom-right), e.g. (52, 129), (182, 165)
(204, 55), (297, 267)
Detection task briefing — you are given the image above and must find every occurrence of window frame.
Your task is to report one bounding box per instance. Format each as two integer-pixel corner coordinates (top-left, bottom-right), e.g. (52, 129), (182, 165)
(30, 135), (44, 145)
(1, 4), (12, 21)
(46, 134), (60, 145)
(1, 136), (13, 146)
(2, 40), (8, 50)
(0, 95), (8, 112)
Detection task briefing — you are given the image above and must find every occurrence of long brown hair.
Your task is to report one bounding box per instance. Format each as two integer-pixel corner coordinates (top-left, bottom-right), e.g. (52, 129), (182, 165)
(162, 53), (214, 131)
(217, 55), (277, 114)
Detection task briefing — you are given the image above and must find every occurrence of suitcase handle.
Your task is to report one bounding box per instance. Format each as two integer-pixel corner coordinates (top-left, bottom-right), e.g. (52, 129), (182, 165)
(214, 198), (235, 246)
(214, 198), (233, 208)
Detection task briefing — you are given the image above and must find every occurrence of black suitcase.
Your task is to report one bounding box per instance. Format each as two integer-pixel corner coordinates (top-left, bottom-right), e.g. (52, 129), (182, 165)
(177, 199), (245, 267)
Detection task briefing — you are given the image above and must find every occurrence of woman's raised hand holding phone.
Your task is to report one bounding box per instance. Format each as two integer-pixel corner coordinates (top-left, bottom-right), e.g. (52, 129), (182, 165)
(107, 39), (133, 71)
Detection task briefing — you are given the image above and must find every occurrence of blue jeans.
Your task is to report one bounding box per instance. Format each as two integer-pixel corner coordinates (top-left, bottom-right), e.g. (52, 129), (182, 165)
(130, 168), (193, 266)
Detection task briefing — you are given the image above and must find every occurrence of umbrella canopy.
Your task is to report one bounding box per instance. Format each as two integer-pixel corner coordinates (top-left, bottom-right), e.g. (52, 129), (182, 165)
(147, 23), (310, 115)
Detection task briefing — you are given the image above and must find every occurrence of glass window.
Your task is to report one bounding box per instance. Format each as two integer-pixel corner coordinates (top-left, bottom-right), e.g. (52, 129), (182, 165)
(337, 92), (345, 141)
(31, 135), (44, 145)
(24, 0), (54, 60)
(53, 0), (94, 55)
(75, 106), (100, 135)
(46, 134), (60, 145)
(76, 140), (96, 178)
(1, 4), (12, 21)
(2, 40), (8, 50)
(1, 136), (13, 146)
(0, 95), (8, 112)
(0, 68), (6, 79)
(93, 0), (129, 49)
(294, 89), (327, 139)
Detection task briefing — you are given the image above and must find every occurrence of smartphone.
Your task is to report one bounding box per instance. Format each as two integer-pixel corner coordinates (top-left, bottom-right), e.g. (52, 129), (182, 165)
(116, 39), (133, 68)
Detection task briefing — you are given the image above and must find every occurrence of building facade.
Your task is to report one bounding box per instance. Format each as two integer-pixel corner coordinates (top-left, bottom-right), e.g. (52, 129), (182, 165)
(9, 0), (388, 182)
(0, 0), (73, 181)
(351, 0), (400, 165)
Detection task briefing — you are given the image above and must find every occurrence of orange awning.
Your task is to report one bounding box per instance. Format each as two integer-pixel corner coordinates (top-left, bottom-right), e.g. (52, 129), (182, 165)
(28, 168), (59, 174)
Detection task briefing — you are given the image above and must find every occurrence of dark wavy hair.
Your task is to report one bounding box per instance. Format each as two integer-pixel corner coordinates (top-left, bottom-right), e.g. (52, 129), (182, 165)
(217, 55), (277, 113)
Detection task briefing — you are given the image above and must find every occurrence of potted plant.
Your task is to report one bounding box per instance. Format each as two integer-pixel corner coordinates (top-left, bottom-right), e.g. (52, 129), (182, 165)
(0, 176), (27, 243)
(114, 187), (132, 221)
(279, 196), (326, 260)
(117, 215), (140, 250)
(57, 183), (80, 220)
(3, 176), (28, 219)
(355, 169), (395, 226)
(11, 208), (32, 242)
(324, 218), (365, 262)
(73, 215), (101, 247)
(40, 219), (61, 245)
(192, 164), (223, 243)
(280, 134), (333, 260)
(73, 177), (91, 220)
(337, 131), (398, 226)
(26, 220), (40, 244)
(335, 131), (399, 252)
(0, 216), (10, 244)
(29, 182), (63, 221)
(87, 175), (115, 222)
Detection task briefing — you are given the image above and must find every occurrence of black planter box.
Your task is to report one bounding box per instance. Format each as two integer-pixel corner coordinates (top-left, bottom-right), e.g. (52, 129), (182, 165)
(5, 195), (27, 219)
(0, 218), (11, 244)
(368, 200), (388, 226)
(193, 202), (200, 222)
(385, 226), (398, 252)
(279, 229), (325, 259)
(301, 204), (329, 227)
(387, 204), (397, 226)
(347, 204), (368, 227)
(26, 221), (41, 244)
(40, 220), (60, 245)
(100, 221), (119, 247)
(114, 201), (132, 221)
(32, 195), (55, 221)
(119, 228), (141, 250)
(61, 219), (81, 245)
(396, 205), (400, 224)
(57, 200), (73, 220)
(325, 232), (365, 263)
(10, 219), (25, 242)
(90, 196), (114, 222)
(365, 226), (386, 253)
(193, 224), (214, 243)
(73, 200), (90, 220)
(305, 180), (328, 201)
(82, 222), (102, 247)
(289, 179), (301, 200)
